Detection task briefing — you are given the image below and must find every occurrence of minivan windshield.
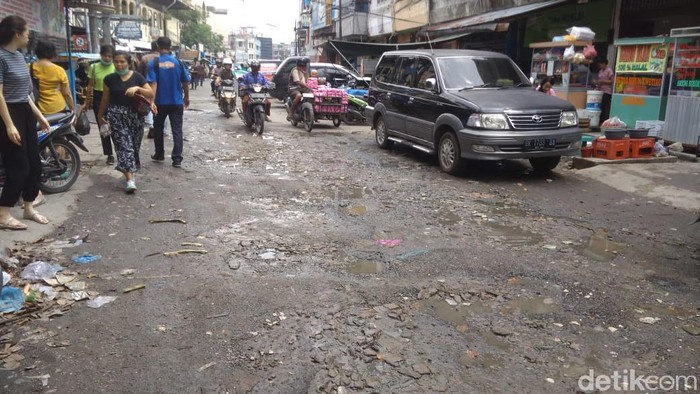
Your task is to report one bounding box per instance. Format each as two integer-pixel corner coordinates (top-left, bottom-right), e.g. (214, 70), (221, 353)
(437, 56), (530, 90)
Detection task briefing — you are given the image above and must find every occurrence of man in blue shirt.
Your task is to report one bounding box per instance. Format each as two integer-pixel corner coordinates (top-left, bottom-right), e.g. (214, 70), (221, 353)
(240, 60), (272, 121)
(146, 36), (190, 168)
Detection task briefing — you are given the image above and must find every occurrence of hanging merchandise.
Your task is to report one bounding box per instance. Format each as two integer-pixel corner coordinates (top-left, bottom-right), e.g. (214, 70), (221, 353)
(564, 45), (575, 61)
(583, 44), (597, 59)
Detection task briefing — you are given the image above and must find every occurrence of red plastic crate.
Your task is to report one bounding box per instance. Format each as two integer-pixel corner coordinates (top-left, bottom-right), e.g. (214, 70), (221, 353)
(629, 138), (655, 158)
(593, 138), (630, 160)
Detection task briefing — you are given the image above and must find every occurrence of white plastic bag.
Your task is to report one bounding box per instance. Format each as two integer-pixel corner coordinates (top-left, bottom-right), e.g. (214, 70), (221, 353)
(20, 261), (64, 281)
(567, 26), (595, 41)
(563, 45), (575, 61)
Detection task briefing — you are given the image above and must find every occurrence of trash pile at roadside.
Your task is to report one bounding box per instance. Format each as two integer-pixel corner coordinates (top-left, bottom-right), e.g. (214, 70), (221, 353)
(0, 236), (112, 371)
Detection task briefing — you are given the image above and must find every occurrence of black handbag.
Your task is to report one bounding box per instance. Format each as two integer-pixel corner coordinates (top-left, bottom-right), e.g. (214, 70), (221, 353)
(74, 106), (91, 136)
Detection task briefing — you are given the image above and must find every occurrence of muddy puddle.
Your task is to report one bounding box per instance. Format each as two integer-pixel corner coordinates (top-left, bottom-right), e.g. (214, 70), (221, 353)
(580, 230), (625, 261)
(436, 210), (461, 226)
(347, 260), (384, 274)
(420, 299), (493, 326)
(477, 200), (528, 218)
(481, 221), (543, 245)
(344, 204), (367, 215)
(325, 186), (374, 200)
(503, 297), (558, 315)
(460, 351), (504, 370)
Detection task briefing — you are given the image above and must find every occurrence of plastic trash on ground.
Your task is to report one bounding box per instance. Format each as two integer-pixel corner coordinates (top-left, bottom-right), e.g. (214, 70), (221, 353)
(20, 261), (64, 281)
(71, 254), (102, 264)
(2, 271), (10, 286)
(86, 296), (117, 308)
(654, 142), (668, 157)
(0, 286), (24, 313)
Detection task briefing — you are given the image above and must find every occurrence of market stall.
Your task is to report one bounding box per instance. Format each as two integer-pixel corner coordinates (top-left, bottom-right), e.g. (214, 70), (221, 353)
(664, 26), (700, 145)
(610, 37), (672, 130)
(529, 40), (593, 109)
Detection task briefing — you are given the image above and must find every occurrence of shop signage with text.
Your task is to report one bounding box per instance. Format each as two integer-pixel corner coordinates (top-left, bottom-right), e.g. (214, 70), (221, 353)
(616, 44), (667, 73)
(614, 74), (662, 95)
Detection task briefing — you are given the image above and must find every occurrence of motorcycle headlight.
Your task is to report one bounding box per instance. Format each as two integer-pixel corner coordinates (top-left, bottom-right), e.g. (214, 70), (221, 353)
(253, 85), (262, 93)
(466, 114), (509, 130)
(560, 111), (578, 127)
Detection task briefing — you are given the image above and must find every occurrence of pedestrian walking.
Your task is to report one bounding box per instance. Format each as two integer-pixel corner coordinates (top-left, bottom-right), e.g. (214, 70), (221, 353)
(97, 51), (154, 194)
(193, 61), (206, 90)
(190, 62), (199, 90)
(137, 41), (159, 138)
(0, 15), (51, 230)
(146, 36), (190, 168)
(85, 44), (116, 165)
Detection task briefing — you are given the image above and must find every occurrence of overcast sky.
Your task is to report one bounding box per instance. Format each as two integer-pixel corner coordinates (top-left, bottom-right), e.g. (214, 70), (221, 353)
(204, 0), (299, 44)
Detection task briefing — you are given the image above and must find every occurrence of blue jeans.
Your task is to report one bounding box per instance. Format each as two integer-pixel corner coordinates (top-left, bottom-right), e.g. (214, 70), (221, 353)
(153, 105), (184, 164)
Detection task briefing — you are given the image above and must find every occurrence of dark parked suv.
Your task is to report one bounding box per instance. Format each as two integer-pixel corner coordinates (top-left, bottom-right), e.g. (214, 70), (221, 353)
(270, 56), (370, 100)
(365, 49), (582, 174)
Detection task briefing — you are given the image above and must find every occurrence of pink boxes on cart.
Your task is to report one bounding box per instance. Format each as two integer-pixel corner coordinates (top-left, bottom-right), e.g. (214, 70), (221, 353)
(312, 86), (348, 114)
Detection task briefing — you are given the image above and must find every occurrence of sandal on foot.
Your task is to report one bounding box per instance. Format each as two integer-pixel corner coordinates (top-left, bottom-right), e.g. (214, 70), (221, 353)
(23, 211), (49, 224)
(0, 217), (28, 230)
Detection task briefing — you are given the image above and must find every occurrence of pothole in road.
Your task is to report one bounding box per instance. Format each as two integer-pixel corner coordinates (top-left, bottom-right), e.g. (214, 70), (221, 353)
(480, 221), (543, 245)
(504, 296), (558, 315)
(324, 186), (374, 200)
(578, 229), (625, 261)
(347, 260), (385, 274)
(420, 298), (492, 326)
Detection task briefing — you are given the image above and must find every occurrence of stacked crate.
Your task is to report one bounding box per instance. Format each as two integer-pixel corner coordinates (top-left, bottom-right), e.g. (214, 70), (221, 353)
(313, 87), (348, 114)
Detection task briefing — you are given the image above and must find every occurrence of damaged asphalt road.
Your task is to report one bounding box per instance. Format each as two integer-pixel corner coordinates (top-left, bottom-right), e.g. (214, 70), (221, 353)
(1, 87), (698, 393)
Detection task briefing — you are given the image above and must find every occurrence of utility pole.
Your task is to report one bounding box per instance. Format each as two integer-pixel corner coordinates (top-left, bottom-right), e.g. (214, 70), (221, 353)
(338, 0), (342, 40)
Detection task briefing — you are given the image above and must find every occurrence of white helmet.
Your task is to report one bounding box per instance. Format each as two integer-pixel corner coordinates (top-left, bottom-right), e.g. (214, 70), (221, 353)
(222, 58), (233, 66)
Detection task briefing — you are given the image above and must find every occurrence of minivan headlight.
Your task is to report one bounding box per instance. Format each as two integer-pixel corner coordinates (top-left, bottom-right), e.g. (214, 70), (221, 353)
(466, 114), (509, 130)
(561, 111), (578, 127)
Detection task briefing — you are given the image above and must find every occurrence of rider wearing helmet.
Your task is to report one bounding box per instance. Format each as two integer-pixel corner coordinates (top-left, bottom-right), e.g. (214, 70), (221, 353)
(215, 58), (236, 96)
(287, 57), (310, 120)
(241, 59), (272, 121)
(210, 59), (223, 95)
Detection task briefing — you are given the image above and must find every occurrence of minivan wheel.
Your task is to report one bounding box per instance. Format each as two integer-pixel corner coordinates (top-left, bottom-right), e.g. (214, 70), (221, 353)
(438, 132), (465, 175)
(375, 116), (392, 149)
(529, 156), (561, 172)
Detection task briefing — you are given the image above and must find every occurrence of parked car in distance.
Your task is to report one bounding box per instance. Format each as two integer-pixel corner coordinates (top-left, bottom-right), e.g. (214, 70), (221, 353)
(271, 56), (370, 100)
(365, 49), (582, 174)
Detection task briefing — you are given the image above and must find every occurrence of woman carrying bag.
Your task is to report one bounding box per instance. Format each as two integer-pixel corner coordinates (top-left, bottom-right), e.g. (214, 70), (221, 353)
(97, 51), (153, 194)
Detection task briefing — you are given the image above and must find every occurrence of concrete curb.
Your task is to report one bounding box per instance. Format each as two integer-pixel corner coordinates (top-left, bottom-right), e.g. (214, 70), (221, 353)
(572, 155), (678, 169)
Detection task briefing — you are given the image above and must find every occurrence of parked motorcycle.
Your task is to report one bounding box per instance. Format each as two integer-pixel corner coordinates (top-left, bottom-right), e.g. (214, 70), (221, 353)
(284, 91), (315, 132)
(238, 83), (272, 135)
(342, 94), (368, 125)
(0, 111), (88, 194)
(218, 79), (237, 118)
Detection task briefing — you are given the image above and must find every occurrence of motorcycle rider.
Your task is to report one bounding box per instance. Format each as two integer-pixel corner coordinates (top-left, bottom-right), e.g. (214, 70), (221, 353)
(241, 60), (272, 122)
(214, 58), (235, 98)
(287, 57), (310, 121)
(210, 59), (222, 95)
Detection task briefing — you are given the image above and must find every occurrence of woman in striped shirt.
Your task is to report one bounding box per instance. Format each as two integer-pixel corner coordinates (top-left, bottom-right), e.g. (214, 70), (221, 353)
(0, 15), (51, 230)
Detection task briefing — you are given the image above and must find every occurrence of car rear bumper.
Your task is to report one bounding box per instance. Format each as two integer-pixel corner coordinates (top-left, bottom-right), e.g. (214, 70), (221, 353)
(456, 127), (582, 160)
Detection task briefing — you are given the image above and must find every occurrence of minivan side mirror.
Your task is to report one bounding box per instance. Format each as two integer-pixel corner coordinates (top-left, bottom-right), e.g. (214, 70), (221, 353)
(425, 78), (437, 91)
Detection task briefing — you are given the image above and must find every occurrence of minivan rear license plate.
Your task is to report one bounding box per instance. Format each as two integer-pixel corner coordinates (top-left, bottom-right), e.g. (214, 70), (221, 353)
(523, 138), (556, 151)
